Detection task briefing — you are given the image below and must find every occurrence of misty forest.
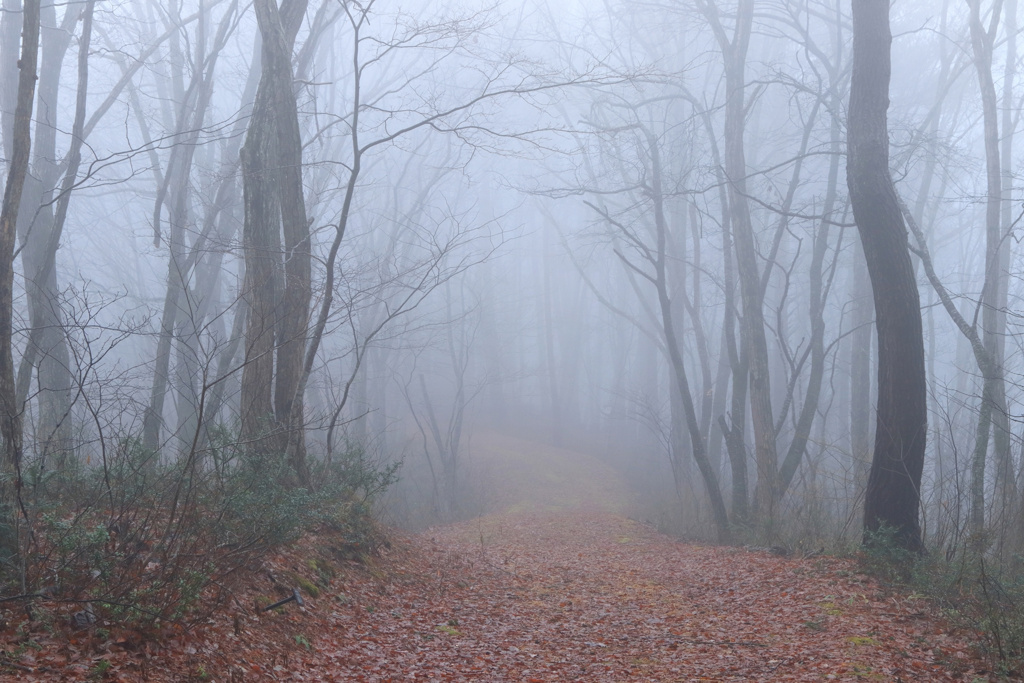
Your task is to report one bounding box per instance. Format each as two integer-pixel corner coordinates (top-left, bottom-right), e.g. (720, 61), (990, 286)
(0, 0), (1020, 679)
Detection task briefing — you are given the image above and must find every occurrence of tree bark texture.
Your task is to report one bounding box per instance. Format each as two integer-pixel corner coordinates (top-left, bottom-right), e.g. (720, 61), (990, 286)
(850, 245), (873, 489)
(848, 0), (927, 552)
(13, 2), (83, 466)
(239, 0), (310, 482)
(0, 0), (40, 472)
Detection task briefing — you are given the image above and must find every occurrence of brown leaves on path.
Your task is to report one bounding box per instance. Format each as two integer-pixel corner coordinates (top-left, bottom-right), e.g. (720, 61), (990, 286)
(416, 510), (985, 682)
(1, 509), (990, 681)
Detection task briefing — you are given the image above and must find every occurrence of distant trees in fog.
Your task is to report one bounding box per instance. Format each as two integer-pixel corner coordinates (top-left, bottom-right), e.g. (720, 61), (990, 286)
(0, 0), (1022, 557)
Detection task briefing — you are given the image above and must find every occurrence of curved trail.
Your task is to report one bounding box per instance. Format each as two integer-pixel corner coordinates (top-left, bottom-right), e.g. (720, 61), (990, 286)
(301, 434), (983, 681)
(398, 510), (976, 681)
(14, 435), (985, 680)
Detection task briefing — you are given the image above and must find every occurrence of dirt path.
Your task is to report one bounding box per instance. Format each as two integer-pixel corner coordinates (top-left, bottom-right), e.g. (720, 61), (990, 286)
(3, 436), (991, 681)
(8, 515), (990, 682)
(183, 506), (982, 682)
(465, 432), (635, 516)
(397, 511), (984, 681)
(240, 434), (991, 681)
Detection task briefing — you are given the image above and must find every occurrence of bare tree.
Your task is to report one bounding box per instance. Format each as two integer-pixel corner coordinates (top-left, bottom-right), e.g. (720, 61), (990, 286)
(963, 0), (1012, 540)
(401, 281), (488, 521)
(10, 1), (87, 468)
(0, 0), (40, 474)
(234, 0), (626, 485)
(848, 0), (927, 552)
(143, 0), (242, 456)
(699, 0), (780, 520)
(579, 117), (732, 540)
(238, 0), (311, 480)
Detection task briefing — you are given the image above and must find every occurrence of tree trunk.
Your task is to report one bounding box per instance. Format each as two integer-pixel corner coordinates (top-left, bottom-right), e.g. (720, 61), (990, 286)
(647, 133), (730, 541)
(996, 0), (1018, 534)
(694, 99), (747, 524)
(777, 132), (839, 495)
(0, 0), (19, 158)
(0, 0), (40, 476)
(703, 0), (779, 520)
(720, 205), (749, 525)
(10, 1), (83, 468)
(965, 0), (1007, 540)
(239, 107), (283, 457)
(144, 3), (239, 455)
(240, 0), (310, 482)
(849, 244), (873, 492)
(848, 0), (927, 553)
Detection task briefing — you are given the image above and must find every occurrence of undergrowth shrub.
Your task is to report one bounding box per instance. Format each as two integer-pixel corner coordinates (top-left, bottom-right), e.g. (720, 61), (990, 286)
(859, 526), (1024, 676)
(3, 432), (398, 632)
(914, 554), (1024, 676)
(859, 525), (918, 584)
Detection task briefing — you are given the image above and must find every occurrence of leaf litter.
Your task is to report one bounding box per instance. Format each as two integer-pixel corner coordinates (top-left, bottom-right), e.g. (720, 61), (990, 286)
(0, 507), (993, 681)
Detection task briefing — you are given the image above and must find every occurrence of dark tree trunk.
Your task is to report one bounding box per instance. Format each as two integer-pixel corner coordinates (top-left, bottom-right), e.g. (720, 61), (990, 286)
(239, 106), (283, 455)
(847, 0), (927, 553)
(269, 2), (312, 483)
(849, 246), (873, 490)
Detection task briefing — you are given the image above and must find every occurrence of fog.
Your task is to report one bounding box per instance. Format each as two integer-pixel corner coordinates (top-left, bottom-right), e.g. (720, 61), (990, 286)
(0, 0), (1018, 550)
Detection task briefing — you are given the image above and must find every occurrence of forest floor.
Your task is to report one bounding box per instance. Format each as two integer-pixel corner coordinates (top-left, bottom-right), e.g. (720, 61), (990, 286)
(0, 434), (996, 681)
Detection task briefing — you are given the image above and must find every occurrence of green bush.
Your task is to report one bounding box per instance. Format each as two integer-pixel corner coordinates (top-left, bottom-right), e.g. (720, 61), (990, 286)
(859, 525), (919, 585)
(4, 431), (398, 631)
